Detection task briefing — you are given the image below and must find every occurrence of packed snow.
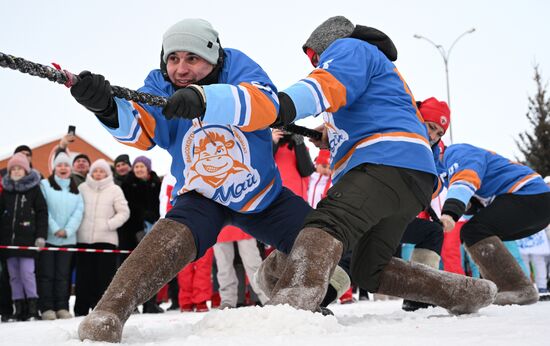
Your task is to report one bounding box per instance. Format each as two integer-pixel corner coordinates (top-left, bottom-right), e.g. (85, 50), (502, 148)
(1, 298), (548, 346)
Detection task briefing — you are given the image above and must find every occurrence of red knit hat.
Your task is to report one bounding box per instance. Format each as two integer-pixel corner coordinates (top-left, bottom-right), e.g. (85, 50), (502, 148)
(315, 149), (331, 165)
(7, 153), (30, 174)
(418, 97), (451, 134)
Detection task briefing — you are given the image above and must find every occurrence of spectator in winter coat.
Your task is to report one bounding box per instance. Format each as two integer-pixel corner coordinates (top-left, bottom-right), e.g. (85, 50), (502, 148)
(0, 153), (48, 321)
(72, 154), (91, 186)
(38, 151), (84, 320)
(266, 16), (496, 314)
(113, 154), (132, 186)
(0, 145), (35, 180)
(438, 143), (550, 305)
(213, 226), (268, 309)
(272, 129), (314, 199)
(117, 155), (163, 314)
(69, 18), (344, 342)
(74, 159), (129, 316)
(307, 149), (331, 208)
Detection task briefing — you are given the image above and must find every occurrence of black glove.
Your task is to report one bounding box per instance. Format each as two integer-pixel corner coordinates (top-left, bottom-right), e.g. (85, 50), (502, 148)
(272, 92), (297, 127)
(162, 85), (206, 120)
(70, 71), (114, 115)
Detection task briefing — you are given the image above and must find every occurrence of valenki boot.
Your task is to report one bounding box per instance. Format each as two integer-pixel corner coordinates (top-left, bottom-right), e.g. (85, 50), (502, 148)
(466, 236), (539, 305)
(78, 219), (197, 342)
(268, 228), (344, 312)
(402, 248), (440, 312)
(378, 257), (497, 315)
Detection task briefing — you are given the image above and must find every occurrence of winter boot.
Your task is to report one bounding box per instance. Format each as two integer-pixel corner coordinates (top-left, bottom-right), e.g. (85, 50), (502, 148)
(254, 250), (288, 299)
(377, 257), (497, 315)
(13, 300), (26, 321)
(402, 248), (440, 312)
(78, 218), (197, 342)
(26, 298), (40, 321)
(142, 296), (164, 314)
(268, 228), (344, 311)
(466, 236), (539, 305)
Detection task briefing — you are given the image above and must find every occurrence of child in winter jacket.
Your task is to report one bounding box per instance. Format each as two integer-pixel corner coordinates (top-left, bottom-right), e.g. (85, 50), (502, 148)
(74, 159), (129, 316)
(0, 153), (47, 321)
(38, 152), (84, 320)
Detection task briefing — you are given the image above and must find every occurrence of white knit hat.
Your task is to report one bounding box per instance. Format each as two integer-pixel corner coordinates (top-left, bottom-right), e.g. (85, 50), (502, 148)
(162, 18), (220, 65)
(53, 152), (72, 167)
(90, 159), (112, 177)
(544, 176), (550, 184)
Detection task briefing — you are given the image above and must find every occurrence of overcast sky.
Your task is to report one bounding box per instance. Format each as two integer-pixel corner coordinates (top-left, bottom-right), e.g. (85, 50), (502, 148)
(1, 0), (549, 175)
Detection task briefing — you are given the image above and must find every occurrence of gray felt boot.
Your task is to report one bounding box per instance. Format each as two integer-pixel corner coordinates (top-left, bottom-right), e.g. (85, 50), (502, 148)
(78, 218), (197, 342)
(378, 257), (497, 315)
(466, 236), (539, 306)
(268, 228), (343, 312)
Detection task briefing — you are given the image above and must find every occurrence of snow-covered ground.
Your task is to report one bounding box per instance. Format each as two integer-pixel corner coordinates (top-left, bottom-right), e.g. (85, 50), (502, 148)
(2, 299), (548, 346)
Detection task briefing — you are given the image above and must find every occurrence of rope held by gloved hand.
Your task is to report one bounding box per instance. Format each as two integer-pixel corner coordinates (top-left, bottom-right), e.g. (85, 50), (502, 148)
(0, 51), (321, 140)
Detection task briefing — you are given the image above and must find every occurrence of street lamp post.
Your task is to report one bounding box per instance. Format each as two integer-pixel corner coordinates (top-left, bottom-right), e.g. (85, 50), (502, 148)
(413, 28), (476, 143)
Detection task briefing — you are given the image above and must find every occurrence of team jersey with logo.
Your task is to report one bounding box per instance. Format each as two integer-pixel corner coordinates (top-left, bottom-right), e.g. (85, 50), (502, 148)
(440, 143), (549, 207)
(98, 48), (282, 213)
(282, 38), (437, 182)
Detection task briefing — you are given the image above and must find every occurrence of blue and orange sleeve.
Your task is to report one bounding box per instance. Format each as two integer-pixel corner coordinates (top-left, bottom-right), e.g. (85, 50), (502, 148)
(101, 98), (157, 150)
(202, 82), (278, 132)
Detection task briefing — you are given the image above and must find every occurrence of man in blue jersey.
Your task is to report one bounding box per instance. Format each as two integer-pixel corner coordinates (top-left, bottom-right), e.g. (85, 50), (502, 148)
(438, 143), (550, 305)
(69, 18), (336, 343)
(263, 16), (497, 314)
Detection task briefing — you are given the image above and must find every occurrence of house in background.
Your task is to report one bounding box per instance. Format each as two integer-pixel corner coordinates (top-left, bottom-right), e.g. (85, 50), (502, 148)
(0, 135), (113, 177)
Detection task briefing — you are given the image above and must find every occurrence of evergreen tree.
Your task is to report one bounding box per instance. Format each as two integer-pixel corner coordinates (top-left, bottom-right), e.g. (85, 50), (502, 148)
(516, 65), (550, 176)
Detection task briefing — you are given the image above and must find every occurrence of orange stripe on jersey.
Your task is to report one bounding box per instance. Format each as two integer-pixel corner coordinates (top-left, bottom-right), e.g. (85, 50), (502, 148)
(122, 102), (156, 150)
(238, 83), (277, 132)
(450, 169), (481, 190)
(308, 69), (347, 113)
(507, 173), (539, 193)
(393, 68), (424, 124)
(333, 131), (430, 172)
(432, 177), (443, 200)
(240, 178), (275, 212)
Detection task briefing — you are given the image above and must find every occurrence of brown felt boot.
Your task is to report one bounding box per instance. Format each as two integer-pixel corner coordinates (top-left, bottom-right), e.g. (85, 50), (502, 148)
(268, 228), (343, 312)
(466, 236), (538, 306)
(78, 218), (197, 343)
(378, 257), (497, 315)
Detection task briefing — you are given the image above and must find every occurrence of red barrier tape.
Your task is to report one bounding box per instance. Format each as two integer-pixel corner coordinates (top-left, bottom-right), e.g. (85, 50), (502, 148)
(0, 245), (131, 254)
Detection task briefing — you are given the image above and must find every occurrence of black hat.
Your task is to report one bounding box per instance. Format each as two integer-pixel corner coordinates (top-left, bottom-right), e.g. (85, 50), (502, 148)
(114, 154), (131, 166)
(14, 145), (32, 155)
(73, 153), (91, 164)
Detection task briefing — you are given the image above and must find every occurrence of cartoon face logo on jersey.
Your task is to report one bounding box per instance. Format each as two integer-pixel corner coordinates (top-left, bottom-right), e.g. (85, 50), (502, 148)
(180, 125), (260, 205)
(322, 112), (348, 158)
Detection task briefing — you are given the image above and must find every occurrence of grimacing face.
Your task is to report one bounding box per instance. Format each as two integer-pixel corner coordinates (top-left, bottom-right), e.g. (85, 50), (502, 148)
(166, 51), (214, 88)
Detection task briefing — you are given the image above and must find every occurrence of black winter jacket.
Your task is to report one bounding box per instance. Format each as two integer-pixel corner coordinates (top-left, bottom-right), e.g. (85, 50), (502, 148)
(0, 170), (48, 258)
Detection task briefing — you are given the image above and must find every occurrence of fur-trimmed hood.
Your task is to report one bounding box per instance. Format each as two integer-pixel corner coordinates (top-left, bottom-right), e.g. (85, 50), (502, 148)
(2, 169), (41, 192)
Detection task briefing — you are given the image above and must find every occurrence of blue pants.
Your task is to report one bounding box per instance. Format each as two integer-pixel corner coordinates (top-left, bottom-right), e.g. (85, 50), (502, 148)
(166, 188), (312, 258)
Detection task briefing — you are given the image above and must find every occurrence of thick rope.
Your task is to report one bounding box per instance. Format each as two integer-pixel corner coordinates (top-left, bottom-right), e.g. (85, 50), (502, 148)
(0, 52), (321, 140)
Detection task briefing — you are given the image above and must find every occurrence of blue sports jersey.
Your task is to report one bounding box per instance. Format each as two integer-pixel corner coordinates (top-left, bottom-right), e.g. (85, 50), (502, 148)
(283, 38), (437, 182)
(98, 48), (283, 213)
(440, 143), (549, 206)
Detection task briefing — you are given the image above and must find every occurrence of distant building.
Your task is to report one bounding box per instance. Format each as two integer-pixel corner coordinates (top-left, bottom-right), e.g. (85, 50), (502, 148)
(0, 135), (112, 177)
